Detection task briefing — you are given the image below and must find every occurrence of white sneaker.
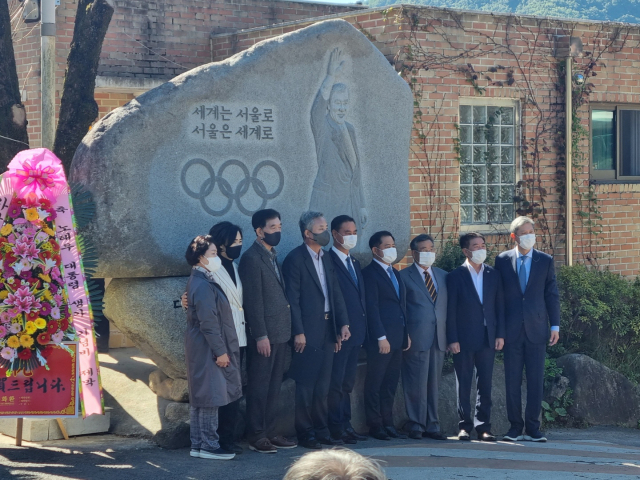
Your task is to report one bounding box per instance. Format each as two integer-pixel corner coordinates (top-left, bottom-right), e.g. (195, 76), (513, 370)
(190, 449), (200, 458)
(199, 448), (236, 460)
(523, 433), (547, 442)
(502, 434), (524, 442)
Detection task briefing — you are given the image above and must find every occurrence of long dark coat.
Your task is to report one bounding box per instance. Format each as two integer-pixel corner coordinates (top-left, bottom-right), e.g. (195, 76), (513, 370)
(185, 268), (242, 408)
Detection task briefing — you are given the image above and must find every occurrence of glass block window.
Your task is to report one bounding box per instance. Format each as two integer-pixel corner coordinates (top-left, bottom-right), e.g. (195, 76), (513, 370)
(459, 104), (516, 225)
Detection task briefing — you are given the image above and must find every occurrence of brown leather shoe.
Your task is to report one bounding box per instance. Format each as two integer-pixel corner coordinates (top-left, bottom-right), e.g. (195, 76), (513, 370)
(249, 438), (277, 454)
(269, 436), (297, 449)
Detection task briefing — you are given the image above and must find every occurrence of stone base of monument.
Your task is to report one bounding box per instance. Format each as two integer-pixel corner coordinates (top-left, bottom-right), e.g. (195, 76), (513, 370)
(0, 414), (111, 442)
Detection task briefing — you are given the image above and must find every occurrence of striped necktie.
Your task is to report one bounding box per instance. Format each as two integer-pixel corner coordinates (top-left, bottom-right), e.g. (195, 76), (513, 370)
(424, 270), (437, 303)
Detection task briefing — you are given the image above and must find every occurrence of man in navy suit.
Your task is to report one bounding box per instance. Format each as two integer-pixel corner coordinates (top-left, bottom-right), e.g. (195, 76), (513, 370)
(362, 231), (410, 440)
(494, 216), (560, 443)
(446, 232), (504, 442)
(327, 215), (368, 444)
(283, 211), (350, 449)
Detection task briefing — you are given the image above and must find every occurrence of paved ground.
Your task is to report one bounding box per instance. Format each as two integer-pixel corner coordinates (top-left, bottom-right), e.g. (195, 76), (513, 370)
(1, 426), (639, 479)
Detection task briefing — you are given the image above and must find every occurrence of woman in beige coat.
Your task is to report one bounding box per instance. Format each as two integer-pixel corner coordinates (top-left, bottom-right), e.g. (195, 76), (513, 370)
(185, 235), (242, 461)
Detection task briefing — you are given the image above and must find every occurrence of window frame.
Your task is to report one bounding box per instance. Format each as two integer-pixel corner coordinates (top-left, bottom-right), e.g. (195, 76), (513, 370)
(458, 97), (521, 233)
(590, 103), (640, 183)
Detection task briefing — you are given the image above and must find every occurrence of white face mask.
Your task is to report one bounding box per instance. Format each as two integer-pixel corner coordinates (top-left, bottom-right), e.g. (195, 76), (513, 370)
(379, 247), (397, 264)
(469, 249), (487, 265)
(202, 255), (222, 273)
(339, 234), (358, 250)
(418, 251), (436, 267)
(518, 234), (536, 251)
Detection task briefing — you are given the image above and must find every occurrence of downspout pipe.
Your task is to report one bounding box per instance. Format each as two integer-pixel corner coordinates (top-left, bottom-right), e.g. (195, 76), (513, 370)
(565, 57), (573, 266)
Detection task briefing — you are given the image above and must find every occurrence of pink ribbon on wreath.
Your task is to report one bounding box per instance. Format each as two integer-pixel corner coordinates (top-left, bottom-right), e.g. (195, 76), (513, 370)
(6, 148), (66, 201)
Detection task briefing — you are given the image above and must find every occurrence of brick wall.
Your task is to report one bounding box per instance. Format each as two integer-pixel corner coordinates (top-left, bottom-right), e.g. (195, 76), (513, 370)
(210, 7), (640, 274)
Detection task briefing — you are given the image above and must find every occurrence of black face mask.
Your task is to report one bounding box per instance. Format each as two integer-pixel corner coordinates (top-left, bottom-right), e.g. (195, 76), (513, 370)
(313, 230), (331, 247)
(225, 244), (242, 260)
(262, 231), (281, 247)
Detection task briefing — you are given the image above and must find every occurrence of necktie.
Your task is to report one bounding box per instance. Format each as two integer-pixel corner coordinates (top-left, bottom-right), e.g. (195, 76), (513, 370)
(424, 270), (437, 303)
(346, 256), (358, 286)
(387, 266), (400, 298)
(519, 256), (527, 293)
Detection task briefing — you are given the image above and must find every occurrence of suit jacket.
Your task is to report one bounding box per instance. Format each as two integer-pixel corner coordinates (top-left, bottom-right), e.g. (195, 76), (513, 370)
(238, 241), (291, 344)
(362, 261), (408, 351)
(494, 248), (561, 345)
(446, 264), (505, 352)
(282, 244), (349, 349)
(329, 249), (367, 346)
(399, 263), (448, 352)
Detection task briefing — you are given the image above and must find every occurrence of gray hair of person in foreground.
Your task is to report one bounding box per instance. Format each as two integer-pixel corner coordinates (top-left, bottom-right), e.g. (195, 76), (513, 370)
(283, 449), (387, 480)
(509, 215), (535, 235)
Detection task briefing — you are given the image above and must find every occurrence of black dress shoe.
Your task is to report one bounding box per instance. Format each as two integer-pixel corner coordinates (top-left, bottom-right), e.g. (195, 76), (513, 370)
(458, 429), (471, 441)
(369, 428), (391, 441)
(299, 437), (322, 449)
(341, 434), (357, 445)
(220, 442), (243, 455)
(423, 431), (448, 441)
(384, 426), (407, 439)
(345, 427), (368, 441)
(409, 430), (423, 440)
(318, 436), (344, 446)
(478, 431), (496, 442)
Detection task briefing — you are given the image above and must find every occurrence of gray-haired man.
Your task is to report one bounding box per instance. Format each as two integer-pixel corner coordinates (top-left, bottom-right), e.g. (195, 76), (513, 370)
(283, 211), (350, 449)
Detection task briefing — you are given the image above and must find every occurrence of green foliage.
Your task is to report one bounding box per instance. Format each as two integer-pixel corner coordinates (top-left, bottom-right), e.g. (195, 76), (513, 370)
(366, 0), (640, 23)
(542, 357), (574, 427)
(433, 237), (466, 272)
(556, 264), (640, 383)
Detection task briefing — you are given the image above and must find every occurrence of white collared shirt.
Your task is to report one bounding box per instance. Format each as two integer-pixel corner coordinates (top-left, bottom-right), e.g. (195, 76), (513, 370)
(414, 262), (438, 293)
(463, 259), (484, 304)
(331, 246), (351, 271)
(306, 244), (330, 312)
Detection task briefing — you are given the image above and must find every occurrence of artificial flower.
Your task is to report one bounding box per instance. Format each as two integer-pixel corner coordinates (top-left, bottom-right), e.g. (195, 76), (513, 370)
(6, 203), (21, 219)
(9, 323), (22, 334)
(34, 317), (47, 329)
(38, 273), (51, 283)
(20, 334), (34, 348)
(0, 347), (14, 360)
(47, 322), (58, 334)
(39, 198), (51, 209)
(60, 318), (70, 331)
(26, 310), (39, 321)
(51, 306), (61, 319)
(41, 344), (53, 357)
(43, 289), (53, 301)
(0, 312), (11, 323)
(43, 227), (55, 237)
(7, 335), (20, 348)
(0, 325), (6, 337)
(35, 231), (49, 243)
(0, 223), (12, 236)
(36, 332), (50, 345)
(25, 321), (37, 335)
(0, 290), (8, 300)
(24, 208), (39, 222)
(51, 330), (64, 344)
(39, 302), (52, 316)
(18, 348), (32, 360)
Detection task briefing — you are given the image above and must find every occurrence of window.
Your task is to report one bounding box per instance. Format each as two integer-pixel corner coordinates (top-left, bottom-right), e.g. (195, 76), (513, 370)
(459, 103), (516, 225)
(591, 105), (640, 181)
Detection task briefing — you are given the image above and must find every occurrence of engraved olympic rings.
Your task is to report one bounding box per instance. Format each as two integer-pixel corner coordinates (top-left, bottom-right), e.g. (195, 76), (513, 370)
(181, 158), (284, 216)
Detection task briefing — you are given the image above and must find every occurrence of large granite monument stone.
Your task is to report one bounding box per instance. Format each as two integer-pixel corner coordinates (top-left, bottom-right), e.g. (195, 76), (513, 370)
(71, 19), (413, 279)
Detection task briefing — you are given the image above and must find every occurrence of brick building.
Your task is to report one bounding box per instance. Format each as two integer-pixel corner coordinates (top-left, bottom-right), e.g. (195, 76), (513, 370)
(12, 1), (640, 280)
